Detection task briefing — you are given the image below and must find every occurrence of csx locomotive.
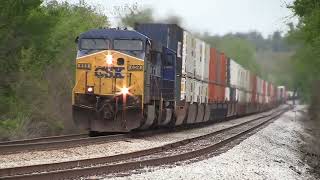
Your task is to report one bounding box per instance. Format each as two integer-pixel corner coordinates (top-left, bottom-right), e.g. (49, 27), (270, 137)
(72, 24), (288, 135)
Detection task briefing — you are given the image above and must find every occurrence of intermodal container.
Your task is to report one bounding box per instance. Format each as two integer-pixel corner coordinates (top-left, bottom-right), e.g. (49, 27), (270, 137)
(204, 43), (210, 81)
(183, 31), (197, 77)
(194, 80), (201, 103)
(250, 73), (257, 103)
(208, 48), (217, 102)
(135, 23), (184, 101)
(195, 39), (203, 80)
(219, 53), (227, 101)
(201, 43), (210, 103)
(229, 59), (239, 88)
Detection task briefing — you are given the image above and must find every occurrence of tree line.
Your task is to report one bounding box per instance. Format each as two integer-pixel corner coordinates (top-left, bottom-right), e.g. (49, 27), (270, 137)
(0, 0), (108, 140)
(287, 0), (320, 118)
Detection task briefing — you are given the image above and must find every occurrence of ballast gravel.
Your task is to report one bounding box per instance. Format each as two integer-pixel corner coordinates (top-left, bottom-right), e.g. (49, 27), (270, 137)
(107, 105), (314, 180)
(0, 108), (281, 169)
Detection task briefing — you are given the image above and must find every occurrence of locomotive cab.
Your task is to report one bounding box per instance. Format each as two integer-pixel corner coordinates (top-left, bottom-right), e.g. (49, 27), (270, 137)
(72, 28), (151, 133)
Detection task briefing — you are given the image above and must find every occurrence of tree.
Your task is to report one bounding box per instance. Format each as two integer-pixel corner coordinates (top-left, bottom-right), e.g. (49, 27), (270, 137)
(119, 6), (154, 27)
(205, 34), (261, 76)
(287, 0), (320, 102)
(0, 0), (109, 140)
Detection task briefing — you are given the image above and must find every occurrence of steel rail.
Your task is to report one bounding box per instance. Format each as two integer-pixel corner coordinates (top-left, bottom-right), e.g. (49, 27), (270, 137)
(0, 134), (129, 155)
(0, 134), (88, 146)
(0, 107), (289, 179)
(0, 107), (279, 155)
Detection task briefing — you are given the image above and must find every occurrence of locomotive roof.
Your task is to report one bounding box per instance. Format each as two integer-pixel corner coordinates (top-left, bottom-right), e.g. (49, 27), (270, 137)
(79, 28), (150, 41)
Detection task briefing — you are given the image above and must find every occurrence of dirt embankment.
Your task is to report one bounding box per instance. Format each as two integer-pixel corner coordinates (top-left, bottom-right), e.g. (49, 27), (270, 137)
(300, 82), (320, 178)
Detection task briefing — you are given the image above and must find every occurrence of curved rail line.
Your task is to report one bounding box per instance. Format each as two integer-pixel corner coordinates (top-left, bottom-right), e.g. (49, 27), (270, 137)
(0, 107), (290, 179)
(0, 108), (278, 155)
(0, 133), (88, 146)
(0, 133), (129, 155)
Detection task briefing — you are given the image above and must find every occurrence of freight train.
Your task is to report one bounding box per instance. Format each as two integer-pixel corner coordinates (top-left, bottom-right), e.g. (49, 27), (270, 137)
(72, 24), (288, 135)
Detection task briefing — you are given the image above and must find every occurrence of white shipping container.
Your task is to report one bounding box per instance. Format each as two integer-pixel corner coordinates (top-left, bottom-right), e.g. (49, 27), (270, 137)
(256, 77), (262, 94)
(182, 31), (196, 77)
(194, 80), (202, 103)
(195, 39), (203, 80)
(245, 70), (250, 91)
(277, 86), (286, 101)
(239, 90), (246, 103)
(180, 77), (186, 100)
(201, 82), (208, 103)
(200, 43), (209, 103)
(230, 59), (240, 88)
(185, 77), (195, 103)
(240, 67), (247, 90)
(225, 87), (230, 101)
(258, 95), (263, 103)
(246, 92), (251, 103)
(235, 89), (240, 101)
(203, 43), (210, 81)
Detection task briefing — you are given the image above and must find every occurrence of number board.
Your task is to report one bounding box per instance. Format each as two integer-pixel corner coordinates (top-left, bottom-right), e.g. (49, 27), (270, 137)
(128, 65), (143, 71)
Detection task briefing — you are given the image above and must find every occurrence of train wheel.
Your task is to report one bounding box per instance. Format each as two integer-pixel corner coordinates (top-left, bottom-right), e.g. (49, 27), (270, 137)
(158, 108), (173, 126)
(203, 104), (210, 122)
(72, 106), (90, 130)
(187, 103), (198, 124)
(140, 104), (156, 129)
(175, 103), (188, 126)
(195, 104), (205, 123)
(89, 131), (99, 137)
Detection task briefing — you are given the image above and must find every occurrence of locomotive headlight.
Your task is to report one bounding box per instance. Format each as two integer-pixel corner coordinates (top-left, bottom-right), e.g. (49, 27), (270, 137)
(87, 86), (94, 93)
(120, 87), (129, 95)
(106, 54), (113, 65)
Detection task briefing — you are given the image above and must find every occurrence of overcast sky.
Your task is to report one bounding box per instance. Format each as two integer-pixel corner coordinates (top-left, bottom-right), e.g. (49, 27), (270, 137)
(67, 0), (297, 37)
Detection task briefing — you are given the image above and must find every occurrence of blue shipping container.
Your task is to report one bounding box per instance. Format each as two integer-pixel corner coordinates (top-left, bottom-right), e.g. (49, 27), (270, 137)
(135, 23), (184, 102)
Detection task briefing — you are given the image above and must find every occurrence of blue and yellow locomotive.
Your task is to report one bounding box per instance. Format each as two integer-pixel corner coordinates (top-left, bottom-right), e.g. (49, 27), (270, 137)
(72, 28), (177, 134)
(73, 25), (286, 135)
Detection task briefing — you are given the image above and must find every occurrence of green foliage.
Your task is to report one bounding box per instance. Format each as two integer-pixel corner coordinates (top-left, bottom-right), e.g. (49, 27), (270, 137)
(0, 0), (108, 140)
(287, 0), (320, 101)
(204, 32), (294, 87)
(204, 34), (261, 76)
(120, 7), (154, 27)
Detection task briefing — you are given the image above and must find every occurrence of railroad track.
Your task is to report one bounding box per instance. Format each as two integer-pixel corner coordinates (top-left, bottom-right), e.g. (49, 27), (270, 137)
(0, 107), (290, 180)
(0, 108), (279, 155)
(0, 133), (88, 146)
(0, 133), (134, 155)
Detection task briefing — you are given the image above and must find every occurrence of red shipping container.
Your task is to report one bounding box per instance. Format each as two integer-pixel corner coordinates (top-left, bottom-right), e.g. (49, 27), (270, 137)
(250, 73), (257, 103)
(271, 83), (275, 102)
(209, 48), (227, 102)
(209, 48), (217, 102)
(267, 82), (272, 98)
(273, 85), (277, 102)
(219, 53), (227, 101)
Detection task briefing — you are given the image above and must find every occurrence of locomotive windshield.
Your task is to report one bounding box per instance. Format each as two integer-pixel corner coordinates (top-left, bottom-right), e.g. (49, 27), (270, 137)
(113, 39), (146, 59)
(80, 39), (110, 50)
(114, 39), (143, 51)
(77, 29), (149, 58)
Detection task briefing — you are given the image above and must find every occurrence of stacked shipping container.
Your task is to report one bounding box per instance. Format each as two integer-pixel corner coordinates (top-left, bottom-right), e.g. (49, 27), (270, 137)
(208, 49), (227, 102)
(135, 23), (283, 111)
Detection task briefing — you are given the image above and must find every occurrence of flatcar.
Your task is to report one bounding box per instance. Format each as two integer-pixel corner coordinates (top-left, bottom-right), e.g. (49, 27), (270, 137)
(72, 24), (287, 134)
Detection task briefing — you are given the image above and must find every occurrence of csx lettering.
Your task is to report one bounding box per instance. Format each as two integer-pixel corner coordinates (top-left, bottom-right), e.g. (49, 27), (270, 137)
(95, 66), (125, 78)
